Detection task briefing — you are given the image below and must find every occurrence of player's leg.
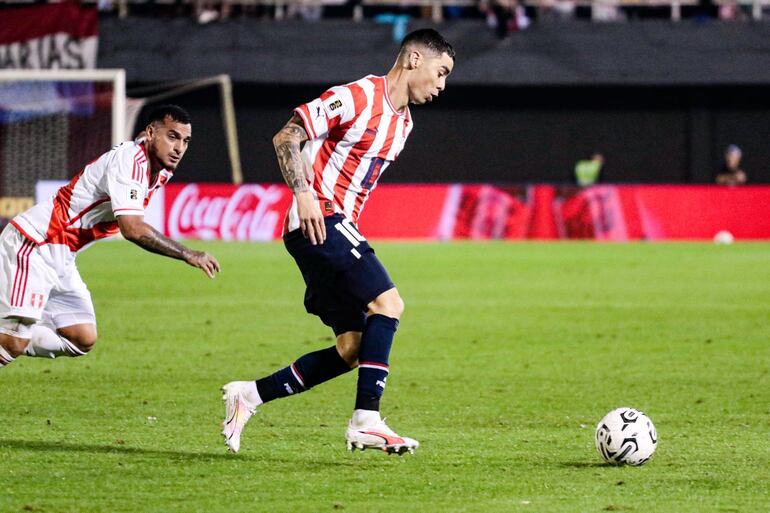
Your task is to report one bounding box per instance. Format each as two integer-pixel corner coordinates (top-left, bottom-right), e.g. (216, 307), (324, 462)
(221, 301), (362, 452)
(0, 226), (46, 367)
(340, 254), (419, 454)
(0, 318), (34, 368)
(221, 218), (367, 452)
(24, 320), (96, 359)
(355, 287), (404, 412)
(23, 264), (97, 359)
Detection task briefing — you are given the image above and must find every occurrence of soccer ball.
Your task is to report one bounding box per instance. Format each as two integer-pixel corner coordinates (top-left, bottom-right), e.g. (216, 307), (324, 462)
(595, 407), (657, 466)
(713, 230), (735, 245)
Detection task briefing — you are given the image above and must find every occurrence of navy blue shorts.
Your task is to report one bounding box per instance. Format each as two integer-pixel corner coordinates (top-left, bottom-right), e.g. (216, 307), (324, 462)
(283, 214), (394, 336)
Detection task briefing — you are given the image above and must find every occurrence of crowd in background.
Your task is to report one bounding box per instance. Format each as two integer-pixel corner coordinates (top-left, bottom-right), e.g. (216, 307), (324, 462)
(0, 0), (755, 28)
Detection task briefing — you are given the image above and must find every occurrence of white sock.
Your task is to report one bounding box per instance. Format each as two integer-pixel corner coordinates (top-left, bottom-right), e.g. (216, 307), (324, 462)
(243, 381), (263, 407)
(24, 325), (86, 359)
(352, 409), (381, 427)
(0, 344), (14, 367)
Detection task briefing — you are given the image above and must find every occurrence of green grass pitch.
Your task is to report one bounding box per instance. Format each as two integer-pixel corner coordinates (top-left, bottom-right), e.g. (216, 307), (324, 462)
(1, 241), (768, 512)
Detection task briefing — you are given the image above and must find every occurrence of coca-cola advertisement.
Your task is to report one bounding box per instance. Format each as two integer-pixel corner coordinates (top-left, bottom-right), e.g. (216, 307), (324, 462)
(161, 182), (770, 241)
(164, 183), (292, 241)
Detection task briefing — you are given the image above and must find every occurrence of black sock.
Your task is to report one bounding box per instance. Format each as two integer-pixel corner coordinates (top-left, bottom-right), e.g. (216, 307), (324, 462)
(354, 314), (398, 411)
(256, 345), (352, 403)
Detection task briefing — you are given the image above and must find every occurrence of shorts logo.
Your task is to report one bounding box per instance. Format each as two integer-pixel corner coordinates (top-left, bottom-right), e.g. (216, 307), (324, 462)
(29, 293), (44, 309)
(323, 96), (344, 118)
(130, 189), (138, 200)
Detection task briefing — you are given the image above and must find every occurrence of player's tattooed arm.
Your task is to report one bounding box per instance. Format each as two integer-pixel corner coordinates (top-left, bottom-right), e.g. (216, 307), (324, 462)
(273, 112), (326, 245)
(273, 113), (311, 193)
(117, 215), (221, 278)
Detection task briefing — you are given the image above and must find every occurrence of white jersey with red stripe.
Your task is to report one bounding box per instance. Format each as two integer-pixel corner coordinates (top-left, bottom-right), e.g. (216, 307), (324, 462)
(287, 75), (414, 232)
(11, 141), (172, 252)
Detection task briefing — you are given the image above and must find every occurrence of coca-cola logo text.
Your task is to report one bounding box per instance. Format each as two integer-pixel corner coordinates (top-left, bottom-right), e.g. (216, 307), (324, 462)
(166, 184), (288, 241)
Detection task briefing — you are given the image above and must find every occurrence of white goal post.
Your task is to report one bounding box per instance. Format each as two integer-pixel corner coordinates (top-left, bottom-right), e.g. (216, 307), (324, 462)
(0, 69), (242, 204)
(0, 68), (127, 145)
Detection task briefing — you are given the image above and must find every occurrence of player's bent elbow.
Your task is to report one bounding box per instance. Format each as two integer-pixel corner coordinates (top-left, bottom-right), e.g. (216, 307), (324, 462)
(272, 130), (290, 149)
(117, 218), (140, 242)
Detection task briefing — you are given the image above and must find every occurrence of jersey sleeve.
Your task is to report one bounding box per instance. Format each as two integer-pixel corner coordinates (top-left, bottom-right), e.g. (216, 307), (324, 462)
(108, 145), (148, 217)
(293, 85), (359, 140)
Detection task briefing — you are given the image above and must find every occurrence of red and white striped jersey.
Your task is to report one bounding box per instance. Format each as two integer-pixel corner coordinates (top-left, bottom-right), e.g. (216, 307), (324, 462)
(287, 75), (414, 232)
(11, 141), (172, 252)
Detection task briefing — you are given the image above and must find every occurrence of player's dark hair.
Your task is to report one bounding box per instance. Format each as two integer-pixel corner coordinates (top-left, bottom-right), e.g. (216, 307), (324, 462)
(147, 104), (191, 125)
(400, 29), (455, 61)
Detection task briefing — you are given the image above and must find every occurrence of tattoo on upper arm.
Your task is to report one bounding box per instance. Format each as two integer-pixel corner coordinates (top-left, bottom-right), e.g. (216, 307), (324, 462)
(275, 119), (311, 193)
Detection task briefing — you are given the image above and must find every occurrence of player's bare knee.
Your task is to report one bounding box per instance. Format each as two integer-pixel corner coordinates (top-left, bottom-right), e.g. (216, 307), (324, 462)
(70, 335), (96, 353)
(369, 289), (404, 319)
(58, 325), (97, 354)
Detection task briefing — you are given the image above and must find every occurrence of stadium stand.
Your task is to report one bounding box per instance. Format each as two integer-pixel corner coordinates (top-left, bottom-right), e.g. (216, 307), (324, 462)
(1, 0), (766, 21)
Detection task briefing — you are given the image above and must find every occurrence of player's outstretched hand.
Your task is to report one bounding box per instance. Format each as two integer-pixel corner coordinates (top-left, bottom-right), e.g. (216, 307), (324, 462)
(296, 191), (326, 245)
(185, 250), (221, 279)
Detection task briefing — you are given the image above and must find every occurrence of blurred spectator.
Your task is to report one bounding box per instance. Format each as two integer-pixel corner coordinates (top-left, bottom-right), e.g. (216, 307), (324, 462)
(718, 0), (747, 20)
(480, 0), (530, 39)
(592, 0), (626, 21)
(715, 144), (747, 185)
(574, 152), (604, 186)
(196, 0), (231, 23)
(538, 0), (576, 21)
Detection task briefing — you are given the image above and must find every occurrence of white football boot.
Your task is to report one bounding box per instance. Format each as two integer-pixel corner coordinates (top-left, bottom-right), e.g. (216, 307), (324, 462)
(345, 410), (419, 455)
(221, 381), (261, 453)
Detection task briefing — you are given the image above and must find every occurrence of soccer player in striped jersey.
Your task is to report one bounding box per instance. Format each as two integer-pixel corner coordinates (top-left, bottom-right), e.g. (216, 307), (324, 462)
(222, 29), (454, 455)
(0, 105), (220, 370)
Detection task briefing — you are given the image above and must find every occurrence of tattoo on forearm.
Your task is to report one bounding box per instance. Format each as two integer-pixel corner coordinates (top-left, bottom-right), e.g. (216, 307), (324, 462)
(275, 123), (311, 193)
(134, 227), (190, 260)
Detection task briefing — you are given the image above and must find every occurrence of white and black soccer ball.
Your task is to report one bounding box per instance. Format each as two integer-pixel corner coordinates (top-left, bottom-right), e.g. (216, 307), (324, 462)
(595, 407), (657, 466)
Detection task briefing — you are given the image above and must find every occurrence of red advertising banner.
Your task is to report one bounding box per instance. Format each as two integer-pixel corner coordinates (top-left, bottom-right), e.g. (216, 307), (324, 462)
(163, 183), (770, 241)
(553, 185), (770, 240)
(0, 2), (98, 69)
(165, 183), (293, 241)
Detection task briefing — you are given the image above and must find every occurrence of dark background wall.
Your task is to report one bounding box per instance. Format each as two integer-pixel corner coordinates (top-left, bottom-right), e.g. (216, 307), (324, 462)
(113, 19), (770, 184)
(135, 83), (770, 184)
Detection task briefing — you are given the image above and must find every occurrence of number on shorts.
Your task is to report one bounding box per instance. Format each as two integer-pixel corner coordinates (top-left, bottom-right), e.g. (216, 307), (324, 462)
(334, 219), (366, 259)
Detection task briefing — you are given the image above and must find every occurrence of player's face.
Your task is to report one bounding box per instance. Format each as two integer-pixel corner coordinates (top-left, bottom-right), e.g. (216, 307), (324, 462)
(146, 116), (192, 171)
(409, 51), (454, 105)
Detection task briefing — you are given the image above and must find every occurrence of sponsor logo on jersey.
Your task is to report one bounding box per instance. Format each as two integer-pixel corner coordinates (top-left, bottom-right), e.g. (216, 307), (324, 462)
(323, 96), (344, 118)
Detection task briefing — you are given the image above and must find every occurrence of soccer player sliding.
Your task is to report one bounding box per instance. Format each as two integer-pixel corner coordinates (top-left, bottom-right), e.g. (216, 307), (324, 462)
(222, 29), (454, 455)
(0, 105), (220, 370)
